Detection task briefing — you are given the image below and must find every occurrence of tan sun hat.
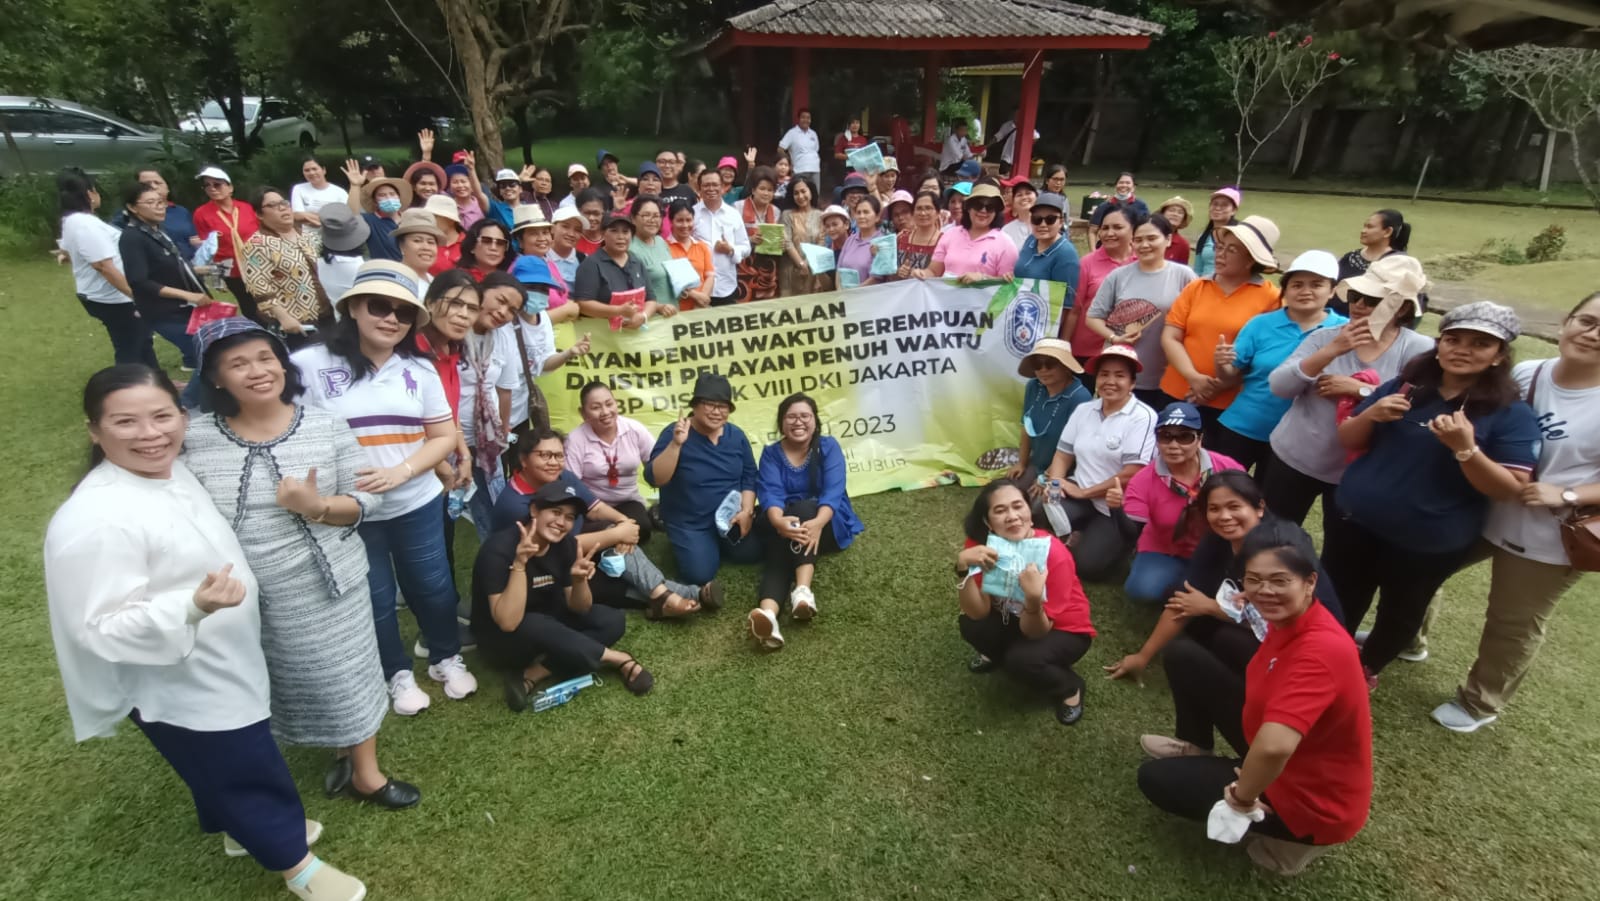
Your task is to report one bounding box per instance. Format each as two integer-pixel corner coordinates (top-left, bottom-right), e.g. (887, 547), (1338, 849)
(361, 177), (413, 212)
(423, 193), (461, 226)
(510, 204), (552, 235)
(1158, 196), (1193, 229)
(392, 208), (444, 241)
(336, 260), (430, 327)
(1221, 215), (1281, 271)
(1018, 338), (1084, 376)
(1338, 254), (1429, 338)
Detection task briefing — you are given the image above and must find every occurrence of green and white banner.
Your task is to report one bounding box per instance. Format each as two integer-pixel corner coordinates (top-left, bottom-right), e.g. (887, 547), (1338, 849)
(548, 279), (1068, 496)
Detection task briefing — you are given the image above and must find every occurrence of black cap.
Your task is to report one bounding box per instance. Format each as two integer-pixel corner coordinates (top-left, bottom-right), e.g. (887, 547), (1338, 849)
(359, 155), (381, 170)
(529, 480), (586, 515)
(601, 212), (636, 232)
(690, 372), (735, 411)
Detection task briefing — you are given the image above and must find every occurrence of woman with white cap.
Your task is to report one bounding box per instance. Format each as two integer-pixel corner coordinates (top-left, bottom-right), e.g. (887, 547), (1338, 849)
(1261, 255), (1435, 525)
(1326, 300), (1540, 688)
(339, 159), (411, 262)
(192, 166), (262, 320)
(291, 260), (478, 715)
(423, 194), (464, 275)
(1159, 215), (1284, 440)
(1043, 344), (1157, 580)
(1191, 187), (1240, 277)
(1433, 292), (1600, 733)
(813, 203), (851, 291)
(1208, 250), (1348, 471)
(240, 186), (331, 349)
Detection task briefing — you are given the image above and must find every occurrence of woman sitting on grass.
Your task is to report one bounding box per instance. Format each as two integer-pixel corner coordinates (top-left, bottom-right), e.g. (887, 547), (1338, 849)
(471, 481), (655, 712)
(956, 479), (1096, 726)
(747, 394), (865, 650)
(1138, 530), (1372, 877)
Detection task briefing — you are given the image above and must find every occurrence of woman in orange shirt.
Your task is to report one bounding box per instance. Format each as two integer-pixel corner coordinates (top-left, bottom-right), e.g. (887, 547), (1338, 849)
(665, 198), (714, 309)
(1159, 215), (1284, 439)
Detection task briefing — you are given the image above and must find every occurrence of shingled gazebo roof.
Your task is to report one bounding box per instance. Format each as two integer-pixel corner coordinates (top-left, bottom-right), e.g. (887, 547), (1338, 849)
(1245, 0), (1600, 50)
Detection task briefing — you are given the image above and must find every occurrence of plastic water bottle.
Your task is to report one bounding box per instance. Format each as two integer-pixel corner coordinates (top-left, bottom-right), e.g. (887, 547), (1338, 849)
(1043, 495), (1073, 538)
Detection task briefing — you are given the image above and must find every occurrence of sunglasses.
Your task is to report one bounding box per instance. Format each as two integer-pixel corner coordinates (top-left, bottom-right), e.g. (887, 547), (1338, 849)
(478, 236), (508, 247)
(1155, 429), (1199, 445)
(201, 181), (228, 190)
(363, 297), (417, 323)
(1031, 214), (1061, 226)
(1347, 292), (1380, 308)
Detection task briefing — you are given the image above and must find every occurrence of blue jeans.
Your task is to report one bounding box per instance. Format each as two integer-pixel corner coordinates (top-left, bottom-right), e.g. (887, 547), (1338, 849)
(1125, 551), (1188, 604)
(359, 495), (462, 678)
(665, 521), (764, 586)
(146, 311), (198, 368)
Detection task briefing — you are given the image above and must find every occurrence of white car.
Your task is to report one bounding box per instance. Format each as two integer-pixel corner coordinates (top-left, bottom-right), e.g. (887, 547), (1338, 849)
(181, 97), (317, 149)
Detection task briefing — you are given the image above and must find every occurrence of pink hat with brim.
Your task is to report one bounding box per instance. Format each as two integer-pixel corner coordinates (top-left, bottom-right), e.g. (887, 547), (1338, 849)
(1087, 343), (1143, 374)
(1211, 186), (1242, 208)
(717, 156), (739, 170)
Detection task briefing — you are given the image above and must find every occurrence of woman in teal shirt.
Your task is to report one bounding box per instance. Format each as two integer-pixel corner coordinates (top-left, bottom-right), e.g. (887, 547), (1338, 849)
(1212, 251), (1347, 471)
(629, 196), (678, 308)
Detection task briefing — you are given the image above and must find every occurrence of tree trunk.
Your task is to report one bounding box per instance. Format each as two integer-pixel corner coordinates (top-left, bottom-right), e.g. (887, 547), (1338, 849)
(1484, 102), (1532, 190)
(510, 103), (532, 166)
(436, 0), (506, 171)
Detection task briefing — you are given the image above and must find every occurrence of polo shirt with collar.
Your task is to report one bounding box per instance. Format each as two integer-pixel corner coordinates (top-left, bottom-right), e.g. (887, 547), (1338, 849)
(1022, 377), (1092, 472)
(779, 125), (821, 174)
(692, 200), (750, 298)
(571, 249), (655, 305)
(358, 211), (402, 261)
(291, 344), (453, 522)
(1122, 449), (1243, 557)
(1055, 396), (1157, 515)
(1219, 308), (1348, 441)
(1015, 235), (1082, 310)
(933, 227), (1018, 279)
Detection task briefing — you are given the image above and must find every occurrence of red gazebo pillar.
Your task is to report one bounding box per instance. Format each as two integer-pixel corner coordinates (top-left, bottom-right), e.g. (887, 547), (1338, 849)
(921, 51), (944, 140)
(792, 47), (811, 119)
(1014, 51), (1044, 177)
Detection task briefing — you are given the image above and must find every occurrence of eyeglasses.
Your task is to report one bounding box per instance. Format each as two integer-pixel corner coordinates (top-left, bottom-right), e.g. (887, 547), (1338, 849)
(1156, 429), (1199, 445)
(531, 450), (564, 462)
(1567, 313), (1600, 335)
(783, 413), (814, 423)
(440, 298), (482, 316)
(260, 199), (290, 211)
(1242, 575), (1299, 592)
(655, 157), (674, 165)
(201, 181), (228, 190)
(478, 236), (508, 247)
(698, 402), (730, 413)
(1030, 214), (1061, 226)
(362, 297), (417, 323)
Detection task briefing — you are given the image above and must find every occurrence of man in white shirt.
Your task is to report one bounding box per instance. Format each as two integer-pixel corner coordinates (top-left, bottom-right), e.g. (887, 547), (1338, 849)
(778, 108), (822, 188)
(939, 119), (976, 174)
(691, 169), (750, 305)
(991, 109), (1040, 175)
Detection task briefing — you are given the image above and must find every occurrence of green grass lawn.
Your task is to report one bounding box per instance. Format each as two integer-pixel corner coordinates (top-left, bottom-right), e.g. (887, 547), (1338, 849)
(4, 256), (1599, 901)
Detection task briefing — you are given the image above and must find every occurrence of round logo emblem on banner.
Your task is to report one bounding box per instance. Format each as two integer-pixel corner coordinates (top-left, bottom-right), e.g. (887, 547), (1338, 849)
(1003, 289), (1049, 359)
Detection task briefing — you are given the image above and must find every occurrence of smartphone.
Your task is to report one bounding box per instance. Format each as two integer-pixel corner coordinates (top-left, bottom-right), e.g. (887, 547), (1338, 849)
(1399, 381), (1417, 401)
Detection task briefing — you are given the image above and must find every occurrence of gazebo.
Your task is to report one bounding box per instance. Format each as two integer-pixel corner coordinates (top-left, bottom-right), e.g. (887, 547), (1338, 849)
(705, 0), (1163, 176)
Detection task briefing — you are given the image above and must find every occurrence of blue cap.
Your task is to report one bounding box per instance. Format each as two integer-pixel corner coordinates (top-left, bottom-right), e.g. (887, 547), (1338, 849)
(510, 254), (558, 289)
(957, 159), (983, 178)
(444, 163), (470, 180)
(1156, 402), (1203, 431)
(597, 149), (619, 166)
(944, 181), (973, 197)
(637, 161), (662, 179)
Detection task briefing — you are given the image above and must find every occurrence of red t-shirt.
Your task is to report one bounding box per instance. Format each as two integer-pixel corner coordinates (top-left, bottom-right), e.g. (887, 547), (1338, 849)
(1166, 233), (1191, 265)
(577, 235), (602, 256)
(963, 529), (1096, 636)
(430, 238), (463, 276)
(414, 334), (462, 419)
(1243, 601), (1372, 845)
(193, 201), (260, 264)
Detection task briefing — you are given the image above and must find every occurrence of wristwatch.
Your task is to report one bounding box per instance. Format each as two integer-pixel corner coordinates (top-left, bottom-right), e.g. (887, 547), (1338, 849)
(1562, 488), (1580, 506)
(1454, 446), (1479, 462)
(1357, 386), (1373, 398)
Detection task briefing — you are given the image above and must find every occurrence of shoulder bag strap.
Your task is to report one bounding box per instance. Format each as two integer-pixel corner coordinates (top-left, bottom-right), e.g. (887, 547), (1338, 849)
(511, 323), (550, 432)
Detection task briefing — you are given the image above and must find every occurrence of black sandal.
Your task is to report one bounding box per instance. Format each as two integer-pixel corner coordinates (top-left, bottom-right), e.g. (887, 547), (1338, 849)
(968, 653), (999, 674)
(618, 657), (655, 696)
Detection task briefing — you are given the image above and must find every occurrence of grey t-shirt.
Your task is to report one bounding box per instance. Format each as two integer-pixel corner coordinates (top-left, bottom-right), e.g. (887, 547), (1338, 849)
(1087, 262), (1197, 389)
(1266, 327), (1436, 484)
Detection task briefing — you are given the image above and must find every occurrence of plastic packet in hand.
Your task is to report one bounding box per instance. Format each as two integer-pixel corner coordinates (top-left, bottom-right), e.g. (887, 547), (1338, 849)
(191, 232), (219, 268)
(714, 489), (743, 537)
(446, 478), (478, 521)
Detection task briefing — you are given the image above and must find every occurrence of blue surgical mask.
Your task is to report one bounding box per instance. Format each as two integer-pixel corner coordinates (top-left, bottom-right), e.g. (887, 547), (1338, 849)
(598, 550), (626, 578)
(377, 197), (403, 214)
(523, 289), (549, 314)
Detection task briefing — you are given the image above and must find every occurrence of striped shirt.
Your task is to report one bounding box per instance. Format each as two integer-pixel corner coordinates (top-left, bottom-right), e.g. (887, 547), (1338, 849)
(291, 344), (452, 521)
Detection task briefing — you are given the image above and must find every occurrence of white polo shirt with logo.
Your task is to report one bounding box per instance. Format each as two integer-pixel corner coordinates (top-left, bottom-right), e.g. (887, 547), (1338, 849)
(1056, 396), (1158, 515)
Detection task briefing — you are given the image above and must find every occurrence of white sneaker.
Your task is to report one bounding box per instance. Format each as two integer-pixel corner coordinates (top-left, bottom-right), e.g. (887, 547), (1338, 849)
(748, 608), (784, 649)
(427, 654), (478, 699)
(1397, 646), (1430, 663)
(1430, 700), (1497, 733)
(387, 671), (431, 716)
(790, 585), (817, 621)
(1353, 630), (1369, 648)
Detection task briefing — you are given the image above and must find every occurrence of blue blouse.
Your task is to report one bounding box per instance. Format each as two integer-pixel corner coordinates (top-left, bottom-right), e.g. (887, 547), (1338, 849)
(646, 421), (759, 530)
(756, 437), (864, 550)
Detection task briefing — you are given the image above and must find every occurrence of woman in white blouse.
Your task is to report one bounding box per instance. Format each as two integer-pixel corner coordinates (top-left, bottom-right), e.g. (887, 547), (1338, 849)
(44, 365), (366, 901)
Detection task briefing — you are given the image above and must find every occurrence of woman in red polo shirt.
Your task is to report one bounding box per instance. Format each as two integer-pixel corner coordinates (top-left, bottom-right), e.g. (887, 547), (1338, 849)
(1136, 529), (1371, 876)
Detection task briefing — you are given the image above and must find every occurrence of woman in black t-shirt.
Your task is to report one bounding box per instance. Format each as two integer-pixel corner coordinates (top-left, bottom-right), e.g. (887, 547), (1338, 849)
(471, 481), (656, 712)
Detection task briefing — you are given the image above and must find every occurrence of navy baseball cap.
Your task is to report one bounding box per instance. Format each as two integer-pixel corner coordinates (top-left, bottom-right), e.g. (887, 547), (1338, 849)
(1156, 402), (1203, 431)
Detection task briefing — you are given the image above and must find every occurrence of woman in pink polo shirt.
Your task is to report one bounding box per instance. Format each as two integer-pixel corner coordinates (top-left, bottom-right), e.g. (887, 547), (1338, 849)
(1062, 206), (1136, 373)
(929, 182), (1017, 281)
(1106, 401), (1242, 603)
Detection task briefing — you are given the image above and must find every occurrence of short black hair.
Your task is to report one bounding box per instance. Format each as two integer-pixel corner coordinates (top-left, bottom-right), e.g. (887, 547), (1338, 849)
(197, 332), (305, 415)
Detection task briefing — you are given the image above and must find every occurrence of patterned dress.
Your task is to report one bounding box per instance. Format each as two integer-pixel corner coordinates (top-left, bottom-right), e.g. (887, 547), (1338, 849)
(183, 405), (387, 747)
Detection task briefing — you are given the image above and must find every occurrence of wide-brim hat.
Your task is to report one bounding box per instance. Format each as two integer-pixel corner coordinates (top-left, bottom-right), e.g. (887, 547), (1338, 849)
(1336, 254), (1428, 337)
(337, 260), (430, 327)
(403, 160), (447, 190)
(820, 204), (851, 225)
(195, 317), (286, 373)
(1018, 338), (1084, 376)
(1158, 195), (1194, 228)
(691, 372), (735, 411)
(362, 177), (413, 212)
(392, 208), (445, 241)
(511, 254), (558, 288)
(1222, 215), (1280, 271)
(319, 203), (371, 254)
(423, 193), (461, 225)
(967, 183), (1003, 206)
(511, 204), (552, 234)
(1088, 343), (1143, 374)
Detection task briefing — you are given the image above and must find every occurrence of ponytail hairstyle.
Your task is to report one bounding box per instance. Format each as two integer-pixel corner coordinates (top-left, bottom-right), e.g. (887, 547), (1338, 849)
(1375, 209), (1411, 253)
(81, 364), (183, 479)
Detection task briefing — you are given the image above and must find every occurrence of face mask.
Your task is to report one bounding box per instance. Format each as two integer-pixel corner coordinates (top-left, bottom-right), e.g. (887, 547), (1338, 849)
(377, 198), (402, 215)
(523, 290), (549, 314)
(598, 550), (626, 578)
(1115, 189), (1132, 200)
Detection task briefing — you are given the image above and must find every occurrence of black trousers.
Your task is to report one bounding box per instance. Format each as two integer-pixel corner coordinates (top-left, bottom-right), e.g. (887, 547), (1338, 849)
(1134, 387), (1177, 412)
(224, 274), (263, 324)
(1258, 450), (1336, 527)
(1321, 506), (1472, 675)
(1137, 755), (1309, 843)
(609, 498), (653, 545)
(1164, 618), (1259, 756)
(1207, 421), (1271, 474)
(79, 298), (157, 367)
(710, 292), (740, 307)
(959, 610), (1092, 701)
(480, 603), (626, 677)
(756, 499), (841, 610)
(1057, 498), (1139, 581)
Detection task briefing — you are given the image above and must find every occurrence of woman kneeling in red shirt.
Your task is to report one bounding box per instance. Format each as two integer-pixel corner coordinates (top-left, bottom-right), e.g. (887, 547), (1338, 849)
(956, 480), (1096, 726)
(1137, 529), (1372, 875)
